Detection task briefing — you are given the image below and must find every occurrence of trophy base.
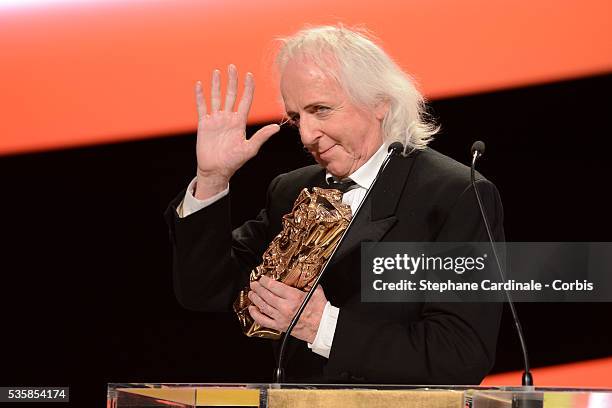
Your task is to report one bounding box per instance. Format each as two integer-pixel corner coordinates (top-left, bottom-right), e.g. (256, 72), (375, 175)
(245, 323), (282, 340)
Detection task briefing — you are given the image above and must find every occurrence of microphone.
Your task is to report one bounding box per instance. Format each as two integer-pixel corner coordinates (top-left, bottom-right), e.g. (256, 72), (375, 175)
(273, 142), (405, 383)
(388, 141), (405, 156)
(470, 140), (534, 387)
(471, 140), (485, 159)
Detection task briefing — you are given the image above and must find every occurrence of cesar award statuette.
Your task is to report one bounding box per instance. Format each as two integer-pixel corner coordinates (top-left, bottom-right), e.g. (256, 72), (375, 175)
(233, 187), (352, 339)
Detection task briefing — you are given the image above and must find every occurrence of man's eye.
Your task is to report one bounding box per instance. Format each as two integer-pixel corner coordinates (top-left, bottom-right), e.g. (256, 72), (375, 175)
(288, 115), (300, 127)
(315, 106), (331, 115)
(280, 114), (300, 127)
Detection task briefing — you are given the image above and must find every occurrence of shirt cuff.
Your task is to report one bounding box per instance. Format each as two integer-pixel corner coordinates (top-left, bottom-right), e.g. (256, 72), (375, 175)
(307, 302), (339, 359)
(177, 177), (229, 218)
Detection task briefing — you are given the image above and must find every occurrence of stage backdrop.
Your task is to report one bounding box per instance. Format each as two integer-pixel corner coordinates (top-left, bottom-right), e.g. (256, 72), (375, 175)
(1, 0), (611, 155)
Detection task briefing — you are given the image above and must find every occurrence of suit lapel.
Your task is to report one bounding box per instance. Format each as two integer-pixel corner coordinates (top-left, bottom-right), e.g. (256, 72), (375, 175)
(330, 150), (420, 265)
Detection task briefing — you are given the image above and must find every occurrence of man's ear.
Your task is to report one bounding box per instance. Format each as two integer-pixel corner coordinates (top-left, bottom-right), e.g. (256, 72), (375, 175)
(374, 98), (390, 121)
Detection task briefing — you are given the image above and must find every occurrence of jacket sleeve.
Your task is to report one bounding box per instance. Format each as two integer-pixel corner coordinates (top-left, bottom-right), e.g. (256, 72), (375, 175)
(164, 176), (282, 312)
(324, 179), (504, 384)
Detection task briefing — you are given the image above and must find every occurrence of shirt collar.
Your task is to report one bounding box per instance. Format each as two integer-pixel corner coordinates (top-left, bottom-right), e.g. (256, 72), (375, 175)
(325, 143), (387, 190)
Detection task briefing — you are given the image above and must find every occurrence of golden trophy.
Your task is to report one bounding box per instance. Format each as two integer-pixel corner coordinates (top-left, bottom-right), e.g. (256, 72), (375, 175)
(233, 187), (352, 339)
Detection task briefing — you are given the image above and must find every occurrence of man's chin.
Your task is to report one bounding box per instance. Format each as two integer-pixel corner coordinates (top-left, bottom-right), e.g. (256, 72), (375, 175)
(324, 164), (349, 179)
(313, 155), (349, 178)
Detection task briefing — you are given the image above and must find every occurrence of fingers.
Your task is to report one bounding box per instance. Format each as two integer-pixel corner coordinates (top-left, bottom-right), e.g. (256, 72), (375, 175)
(249, 276), (304, 317)
(248, 278), (322, 340)
(204, 67), (252, 115)
(248, 290), (278, 319)
(257, 274), (296, 298)
(237, 72), (255, 118)
(248, 124), (280, 154)
(248, 305), (277, 330)
(195, 81), (207, 119)
(250, 279), (282, 309)
(223, 64), (238, 112)
(210, 69), (221, 112)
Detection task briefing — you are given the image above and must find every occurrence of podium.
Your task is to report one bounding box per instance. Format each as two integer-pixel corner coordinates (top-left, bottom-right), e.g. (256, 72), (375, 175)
(107, 383), (612, 407)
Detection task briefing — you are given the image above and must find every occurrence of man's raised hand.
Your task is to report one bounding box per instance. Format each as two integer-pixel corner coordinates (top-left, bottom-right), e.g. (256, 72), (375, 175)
(194, 65), (280, 200)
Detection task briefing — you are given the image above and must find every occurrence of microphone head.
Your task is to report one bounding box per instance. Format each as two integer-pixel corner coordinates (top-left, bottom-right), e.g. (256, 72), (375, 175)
(471, 140), (485, 157)
(388, 142), (405, 156)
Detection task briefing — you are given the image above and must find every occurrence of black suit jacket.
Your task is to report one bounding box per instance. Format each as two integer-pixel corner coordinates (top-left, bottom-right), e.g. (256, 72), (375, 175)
(165, 148), (504, 384)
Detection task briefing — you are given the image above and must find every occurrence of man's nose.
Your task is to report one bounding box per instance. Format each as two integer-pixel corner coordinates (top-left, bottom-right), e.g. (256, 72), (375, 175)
(299, 115), (320, 147)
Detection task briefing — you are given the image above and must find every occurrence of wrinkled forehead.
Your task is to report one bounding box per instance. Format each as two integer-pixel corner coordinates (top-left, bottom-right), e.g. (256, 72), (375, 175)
(280, 58), (328, 91)
(279, 54), (344, 107)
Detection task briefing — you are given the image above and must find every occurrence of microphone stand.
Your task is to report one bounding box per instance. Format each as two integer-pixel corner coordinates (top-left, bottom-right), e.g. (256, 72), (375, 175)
(470, 141), (534, 388)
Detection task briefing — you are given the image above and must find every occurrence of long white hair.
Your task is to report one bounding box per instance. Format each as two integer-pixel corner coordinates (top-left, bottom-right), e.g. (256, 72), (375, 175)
(275, 25), (438, 151)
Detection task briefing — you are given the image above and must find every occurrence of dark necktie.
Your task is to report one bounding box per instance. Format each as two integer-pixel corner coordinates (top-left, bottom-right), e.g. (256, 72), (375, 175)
(326, 177), (358, 193)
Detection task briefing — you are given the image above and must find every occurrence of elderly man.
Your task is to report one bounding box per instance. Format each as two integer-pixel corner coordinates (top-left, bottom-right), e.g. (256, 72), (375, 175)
(165, 26), (503, 384)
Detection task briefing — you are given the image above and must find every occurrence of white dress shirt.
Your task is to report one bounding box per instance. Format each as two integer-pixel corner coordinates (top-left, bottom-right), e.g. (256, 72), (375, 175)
(178, 143), (388, 358)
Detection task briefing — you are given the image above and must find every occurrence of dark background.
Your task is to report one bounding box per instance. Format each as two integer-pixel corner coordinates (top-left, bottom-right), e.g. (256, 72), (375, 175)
(1, 73), (610, 406)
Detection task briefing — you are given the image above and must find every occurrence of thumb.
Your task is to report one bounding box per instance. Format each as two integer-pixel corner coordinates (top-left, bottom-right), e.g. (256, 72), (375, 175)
(248, 124), (280, 152)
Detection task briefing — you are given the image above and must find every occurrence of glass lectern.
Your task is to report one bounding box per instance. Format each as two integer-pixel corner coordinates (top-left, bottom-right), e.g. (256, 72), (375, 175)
(107, 383), (612, 407)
